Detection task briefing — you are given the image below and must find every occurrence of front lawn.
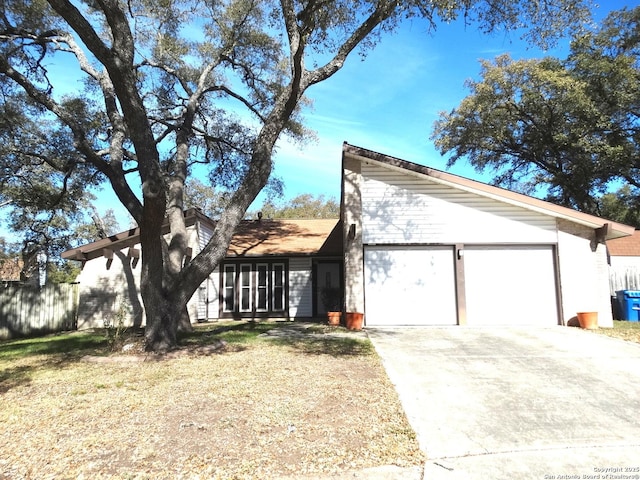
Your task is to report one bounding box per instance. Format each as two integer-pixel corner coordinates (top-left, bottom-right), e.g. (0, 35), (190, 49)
(0, 321), (424, 479)
(593, 320), (640, 344)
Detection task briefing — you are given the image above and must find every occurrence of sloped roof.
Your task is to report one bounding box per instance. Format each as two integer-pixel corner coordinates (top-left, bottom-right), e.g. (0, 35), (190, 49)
(61, 208), (213, 262)
(61, 208), (341, 261)
(343, 142), (635, 240)
(607, 230), (640, 256)
(228, 218), (341, 257)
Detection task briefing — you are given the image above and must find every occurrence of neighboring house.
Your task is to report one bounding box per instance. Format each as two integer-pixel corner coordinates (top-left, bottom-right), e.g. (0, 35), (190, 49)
(606, 230), (640, 306)
(62, 208), (342, 329)
(340, 143), (635, 328)
(607, 230), (640, 270)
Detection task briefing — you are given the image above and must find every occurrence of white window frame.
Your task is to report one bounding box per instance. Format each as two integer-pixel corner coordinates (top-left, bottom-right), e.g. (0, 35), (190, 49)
(222, 264), (236, 312)
(272, 263), (285, 312)
(239, 264), (252, 312)
(256, 263), (269, 312)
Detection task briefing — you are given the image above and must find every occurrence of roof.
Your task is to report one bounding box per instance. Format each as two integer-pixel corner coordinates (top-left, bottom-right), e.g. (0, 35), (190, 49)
(606, 230), (640, 256)
(343, 142), (635, 240)
(61, 208), (214, 262)
(0, 256), (22, 281)
(228, 218), (341, 257)
(61, 209), (342, 261)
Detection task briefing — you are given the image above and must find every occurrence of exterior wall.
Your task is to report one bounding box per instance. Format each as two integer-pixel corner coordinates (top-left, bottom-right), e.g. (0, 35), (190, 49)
(76, 224), (203, 329)
(361, 163), (558, 245)
(342, 155), (365, 314)
(556, 220), (613, 327)
(610, 256), (640, 269)
(76, 248), (143, 329)
(289, 257), (313, 318)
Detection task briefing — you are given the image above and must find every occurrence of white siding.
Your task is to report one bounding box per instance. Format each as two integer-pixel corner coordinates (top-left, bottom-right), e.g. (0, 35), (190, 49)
(557, 220), (613, 327)
(362, 163), (557, 245)
(610, 256), (640, 269)
(198, 221), (214, 250)
(76, 247), (144, 329)
(288, 258), (313, 318)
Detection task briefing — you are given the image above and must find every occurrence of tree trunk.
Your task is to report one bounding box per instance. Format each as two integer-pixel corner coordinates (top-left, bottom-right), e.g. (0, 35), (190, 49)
(177, 305), (193, 332)
(144, 296), (181, 352)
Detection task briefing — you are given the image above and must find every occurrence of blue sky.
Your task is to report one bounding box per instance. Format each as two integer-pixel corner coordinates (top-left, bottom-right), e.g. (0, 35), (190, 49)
(1, 1), (636, 239)
(254, 1), (635, 209)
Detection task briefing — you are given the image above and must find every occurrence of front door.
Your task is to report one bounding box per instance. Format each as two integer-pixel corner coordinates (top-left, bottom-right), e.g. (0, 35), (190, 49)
(316, 262), (341, 315)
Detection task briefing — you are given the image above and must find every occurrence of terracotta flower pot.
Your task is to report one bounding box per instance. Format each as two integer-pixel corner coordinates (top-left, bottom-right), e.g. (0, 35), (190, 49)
(327, 311), (341, 326)
(345, 312), (364, 331)
(577, 311), (598, 330)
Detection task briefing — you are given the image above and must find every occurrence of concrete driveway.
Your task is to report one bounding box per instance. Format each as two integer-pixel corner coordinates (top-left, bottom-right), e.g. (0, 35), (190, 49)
(367, 327), (640, 479)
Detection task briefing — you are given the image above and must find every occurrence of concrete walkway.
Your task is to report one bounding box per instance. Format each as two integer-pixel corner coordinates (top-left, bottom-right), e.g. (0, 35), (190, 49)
(367, 326), (640, 479)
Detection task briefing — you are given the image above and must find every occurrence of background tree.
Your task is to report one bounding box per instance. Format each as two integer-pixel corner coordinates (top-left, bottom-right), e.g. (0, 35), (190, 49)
(253, 193), (339, 219)
(432, 6), (640, 224)
(0, 0), (592, 351)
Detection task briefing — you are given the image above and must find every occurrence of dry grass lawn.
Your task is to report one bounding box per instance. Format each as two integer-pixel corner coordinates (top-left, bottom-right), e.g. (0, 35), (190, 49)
(0, 322), (424, 479)
(592, 319), (640, 344)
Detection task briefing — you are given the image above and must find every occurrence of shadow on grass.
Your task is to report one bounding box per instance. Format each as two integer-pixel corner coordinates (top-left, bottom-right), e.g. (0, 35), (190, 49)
(0, 333), (108, 362)
(179, 321), (276, 346)
(269, 335), (374, 356)
(0, 365), (33, 393)
(0, 333), (110, 393)
(180, 320), (374, 357)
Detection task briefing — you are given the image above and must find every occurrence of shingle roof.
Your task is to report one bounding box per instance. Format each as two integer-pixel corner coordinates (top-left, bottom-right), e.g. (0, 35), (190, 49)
(228, 218), (341, 257)
(61, 209), (342, 261)
(606, 230), (640, 256)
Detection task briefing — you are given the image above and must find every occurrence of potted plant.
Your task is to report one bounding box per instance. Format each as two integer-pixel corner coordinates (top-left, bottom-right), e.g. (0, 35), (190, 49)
(577, 311), (598, 329)
(321, 287), (342, 326)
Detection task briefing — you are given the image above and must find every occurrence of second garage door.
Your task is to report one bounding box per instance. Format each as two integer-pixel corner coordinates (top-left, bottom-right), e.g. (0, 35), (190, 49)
(463, 245), (559, 326)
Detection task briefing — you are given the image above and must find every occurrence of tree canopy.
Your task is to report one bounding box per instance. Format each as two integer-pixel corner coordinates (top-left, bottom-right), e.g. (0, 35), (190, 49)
(254, 193), (339, 219)
(0, 0), (593, 350)
(431, 6), (640, 224)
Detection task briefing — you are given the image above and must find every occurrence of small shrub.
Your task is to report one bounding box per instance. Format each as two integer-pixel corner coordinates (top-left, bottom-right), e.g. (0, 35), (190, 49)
(104, 298), (129, 351)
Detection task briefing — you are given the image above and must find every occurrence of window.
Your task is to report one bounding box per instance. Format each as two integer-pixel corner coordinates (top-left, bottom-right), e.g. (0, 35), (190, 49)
(272, 263), (285, 312)
(240, 264), (252, 312)
(223, 264), (235, 312)
(220, 261), (287, 316)
(256, 264), (269, 312)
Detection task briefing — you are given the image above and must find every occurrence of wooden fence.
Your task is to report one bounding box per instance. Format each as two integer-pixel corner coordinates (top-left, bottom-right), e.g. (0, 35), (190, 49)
(0, 283), (79, 340)
(609, 267), (640, 296)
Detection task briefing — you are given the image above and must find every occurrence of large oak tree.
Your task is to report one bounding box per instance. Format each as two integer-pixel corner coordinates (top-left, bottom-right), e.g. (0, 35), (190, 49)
(0, 0), (592, 351)
(432, 6), (640, 222)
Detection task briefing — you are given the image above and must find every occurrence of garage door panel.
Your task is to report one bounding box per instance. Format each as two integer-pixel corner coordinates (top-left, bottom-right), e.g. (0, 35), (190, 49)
(464, 246), (559, 326)
(364, 246), (457, 326)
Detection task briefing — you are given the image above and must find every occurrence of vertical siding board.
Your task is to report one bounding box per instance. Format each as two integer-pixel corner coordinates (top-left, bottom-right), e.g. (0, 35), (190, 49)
(288, 258), (313, 318)
(361, 163), (557, 245)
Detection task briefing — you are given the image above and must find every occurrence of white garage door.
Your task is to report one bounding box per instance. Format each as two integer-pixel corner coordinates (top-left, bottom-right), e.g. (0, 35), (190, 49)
(364, 246), (457, 326)
(464, 245), (559, 326)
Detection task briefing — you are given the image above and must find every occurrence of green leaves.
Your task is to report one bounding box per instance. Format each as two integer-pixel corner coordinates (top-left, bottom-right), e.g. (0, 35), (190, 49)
(432, 6), (640, 223)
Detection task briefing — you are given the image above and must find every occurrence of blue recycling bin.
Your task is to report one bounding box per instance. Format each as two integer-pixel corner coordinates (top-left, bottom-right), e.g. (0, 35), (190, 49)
(616, 290), (640, 321)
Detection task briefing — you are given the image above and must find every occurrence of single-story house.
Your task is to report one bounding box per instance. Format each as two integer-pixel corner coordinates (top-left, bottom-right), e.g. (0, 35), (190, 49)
(63, 142), (635, 330)
(62, 208), (342, 328)
(607, 230), (640, 270)
(340, 143), (634, 328)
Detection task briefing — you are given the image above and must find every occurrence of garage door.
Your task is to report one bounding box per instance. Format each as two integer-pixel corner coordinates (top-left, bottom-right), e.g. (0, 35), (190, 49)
(364, 246), (457, 326)
(464, 245), (559, 326)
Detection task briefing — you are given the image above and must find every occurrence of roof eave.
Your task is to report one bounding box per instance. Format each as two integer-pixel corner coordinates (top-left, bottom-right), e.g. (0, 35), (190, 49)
(343, 143), (635, 240)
